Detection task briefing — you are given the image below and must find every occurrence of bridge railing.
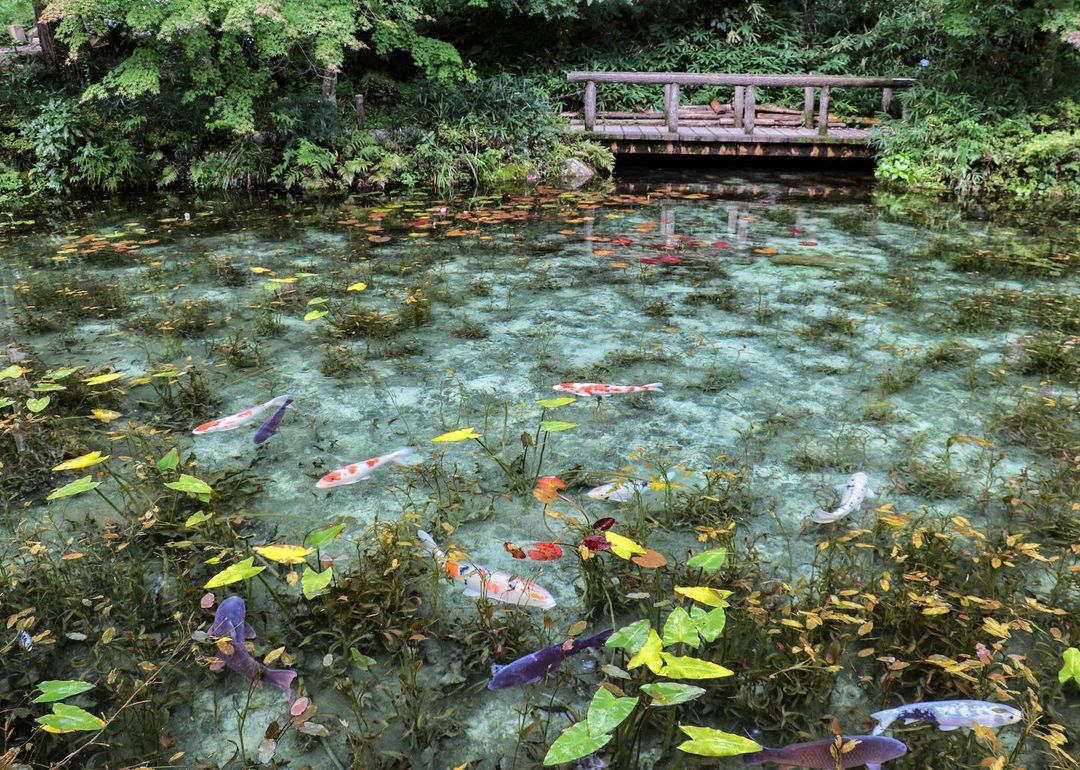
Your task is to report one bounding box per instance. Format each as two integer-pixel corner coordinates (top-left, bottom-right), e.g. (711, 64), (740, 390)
(566, 72), (916, 137)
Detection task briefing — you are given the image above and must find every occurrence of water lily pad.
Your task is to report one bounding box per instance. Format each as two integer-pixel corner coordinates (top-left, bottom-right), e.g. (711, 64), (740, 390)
(26, 396), (50, 413)
(204, 557), (265, 588)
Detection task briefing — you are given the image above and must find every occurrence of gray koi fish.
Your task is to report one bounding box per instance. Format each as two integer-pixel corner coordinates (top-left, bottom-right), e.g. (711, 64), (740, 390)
(871, 699), (1022, 735)
(207, 596), (296, 698)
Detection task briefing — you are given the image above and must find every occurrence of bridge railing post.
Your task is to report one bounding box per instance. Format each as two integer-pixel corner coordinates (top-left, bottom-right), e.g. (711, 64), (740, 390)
(803, 86), (815, 128)
(663, 82), (679, 133)
(881, 87), (893, 116)
(743, 84), (755, 133)
(817, 85), (830, 137)
(583, 81), (596, 131)
(733, 86), (744, 128)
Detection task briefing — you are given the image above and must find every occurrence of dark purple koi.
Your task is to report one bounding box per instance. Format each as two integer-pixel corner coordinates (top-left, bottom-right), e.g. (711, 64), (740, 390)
(743, 735), (907, 770)
(487, 628), (612, 690)
(208, 596), (295, 698)
(253, 397), (293, 444)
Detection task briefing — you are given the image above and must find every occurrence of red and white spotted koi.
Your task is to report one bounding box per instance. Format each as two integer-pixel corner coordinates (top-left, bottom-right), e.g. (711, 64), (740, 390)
(417, 530), (556, 610)
(316, 447), (415, 489)
(193, 395), (291, 435)
(552, 382), (663, 397)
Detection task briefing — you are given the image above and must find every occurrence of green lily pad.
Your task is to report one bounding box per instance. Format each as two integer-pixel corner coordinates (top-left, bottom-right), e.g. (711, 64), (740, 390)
(204, 557), (265, 589)
(26, 396), (50, 413)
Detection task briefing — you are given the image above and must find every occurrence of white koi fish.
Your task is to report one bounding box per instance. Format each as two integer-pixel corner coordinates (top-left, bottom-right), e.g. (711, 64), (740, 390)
(871, 699), (1022, 735)
(316, 447), (415, 489)
(552, 382), (663, 397)
(812, 472), (876, 524)
(193, 395), (291, 435)
(588, 470), (676, 502)
(417, 530), (556, 610)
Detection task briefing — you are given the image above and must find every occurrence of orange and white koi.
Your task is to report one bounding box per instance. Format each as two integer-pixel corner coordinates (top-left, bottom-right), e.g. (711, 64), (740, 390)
(193, 395), (291, 435)
(417, 530), (556, 610)
(552, 382), (663, 397)
(316, 447), (415, 489)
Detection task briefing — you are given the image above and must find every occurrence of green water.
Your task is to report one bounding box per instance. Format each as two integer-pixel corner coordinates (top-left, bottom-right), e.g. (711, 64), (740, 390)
(2, 171), (1078, 769)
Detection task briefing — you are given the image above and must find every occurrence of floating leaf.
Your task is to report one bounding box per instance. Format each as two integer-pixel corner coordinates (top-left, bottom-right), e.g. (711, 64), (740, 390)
(350, 647), (376, 671)
(539, 420), (578, 433)
(662, 607), (700, 648)
(605, 532), (646, 560)
(254, 545), (315, 564)
(156, 448), (180, 471)
(677, 725), (762, 757)
(185, 510), (213, 527)
(1060, 647), (1080, 686)
(306, 522), (345, 548)
(347, 282), (367, 292)
(659, 653), (734, 679)
(431, 427), (481, 443)
(543, 721), (612, 766)
(33, 680), (94, 703)
(0, 397), (15, 409)
(83, 372), (124, 386)
(687, 548), (727, 572)
(675, 586), (732, 608)
(641, 682), (706, 707)
(0, 365), (24, 380)
(606, 619), (650, 654)
(52, 451), (109, 472)
(536, 396), (576, 408)
(533, 476), (567, 504)
(632, 548), (668, 569)
(690, 606), (727, 643)
(32, 382), (66, 392)
(89, 408), (122, 422)
(301, 566), (334, 599)
(164, 474), (213, 496)
(528, 542), (564, 561)
(47, 475), (100, 501)
(303, 310), (328, 321)
(36, 703), (105, 734)
(26, 396), (50, 413)
(587, 687), (638, 739)
(204, 557), (266, 589)
(627, 629), (664, 674)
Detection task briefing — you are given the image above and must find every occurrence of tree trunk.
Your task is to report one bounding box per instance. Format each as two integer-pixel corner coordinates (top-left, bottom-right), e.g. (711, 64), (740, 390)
(322, 70), (338, 103)
(32, 1), (57, 64)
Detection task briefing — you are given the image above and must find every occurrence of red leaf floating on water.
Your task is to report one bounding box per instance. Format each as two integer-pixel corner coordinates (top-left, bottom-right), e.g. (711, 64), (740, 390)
(533, 476), (567, 505)
(711, 241), (731, 248)
(799, 240), (818, 246)
(788, 227), (806, 235)
(580, 534), (611, 552)
(640, 258), (661, 265)
(528, 542), (564, 561)
(504, 542), (527, 559)
(659, 255), (683, 264)
(593, 517), (616, 531)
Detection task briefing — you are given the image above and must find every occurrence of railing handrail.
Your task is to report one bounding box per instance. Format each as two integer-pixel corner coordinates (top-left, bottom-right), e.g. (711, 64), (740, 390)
(567, 71), (916, 89)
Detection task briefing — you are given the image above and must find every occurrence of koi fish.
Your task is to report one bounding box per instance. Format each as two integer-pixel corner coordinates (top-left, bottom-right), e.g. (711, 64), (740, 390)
(207, 596), (295, 698)
(552, 382), (663, 397)
(316, 447), (415, 489)
(812, 472), (876, 524)
(193, 395), (291, 435)
(871, 699), (1022, 735)
(417, 530), (556, 610)
(253, 397), (293, 444)
(488, 628), (612, 690)
(587, 470), (676, 502)
(743, 735), (907, 769)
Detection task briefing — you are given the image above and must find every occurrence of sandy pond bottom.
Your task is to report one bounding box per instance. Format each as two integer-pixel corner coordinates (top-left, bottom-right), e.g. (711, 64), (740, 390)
(1, 168), (1078, 769)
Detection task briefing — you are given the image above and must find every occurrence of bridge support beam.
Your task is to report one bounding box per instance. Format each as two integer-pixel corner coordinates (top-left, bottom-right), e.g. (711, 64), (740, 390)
(743, 84), (755, 133)
(583, 81), (596, 131)
(733, 86), (744, 128)
(663, 83), (680, 133)
(817, 85), (830, 137)
(803, 87), (815, 127)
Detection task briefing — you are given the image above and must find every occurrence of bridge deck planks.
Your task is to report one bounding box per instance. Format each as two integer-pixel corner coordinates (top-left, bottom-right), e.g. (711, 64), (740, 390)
(568, 121), (873, 145)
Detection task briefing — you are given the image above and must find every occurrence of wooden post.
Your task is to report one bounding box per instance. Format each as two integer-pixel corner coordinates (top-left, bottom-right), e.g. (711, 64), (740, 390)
(817, 85), (830, 137)
(803, 86), (815, 127)
(354, 94), (365, 129)
(882, 87), (893, 115)
(583, 81), (596, 131)
(32, 1), (56, 64)
(743, 84), (755, 133)
(663, 83), (679, 133)
(733, 86), (744, 128)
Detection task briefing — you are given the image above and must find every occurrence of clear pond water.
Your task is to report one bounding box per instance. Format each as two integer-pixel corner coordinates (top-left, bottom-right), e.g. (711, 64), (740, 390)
(1, 169), (1077, 769)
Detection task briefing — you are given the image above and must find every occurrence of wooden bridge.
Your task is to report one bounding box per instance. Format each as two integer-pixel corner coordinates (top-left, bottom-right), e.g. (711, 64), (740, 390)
(565, 72), (915, 158)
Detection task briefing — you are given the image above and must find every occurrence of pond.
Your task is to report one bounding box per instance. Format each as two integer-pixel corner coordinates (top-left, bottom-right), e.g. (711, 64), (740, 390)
(1, 169), (1078, 769)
